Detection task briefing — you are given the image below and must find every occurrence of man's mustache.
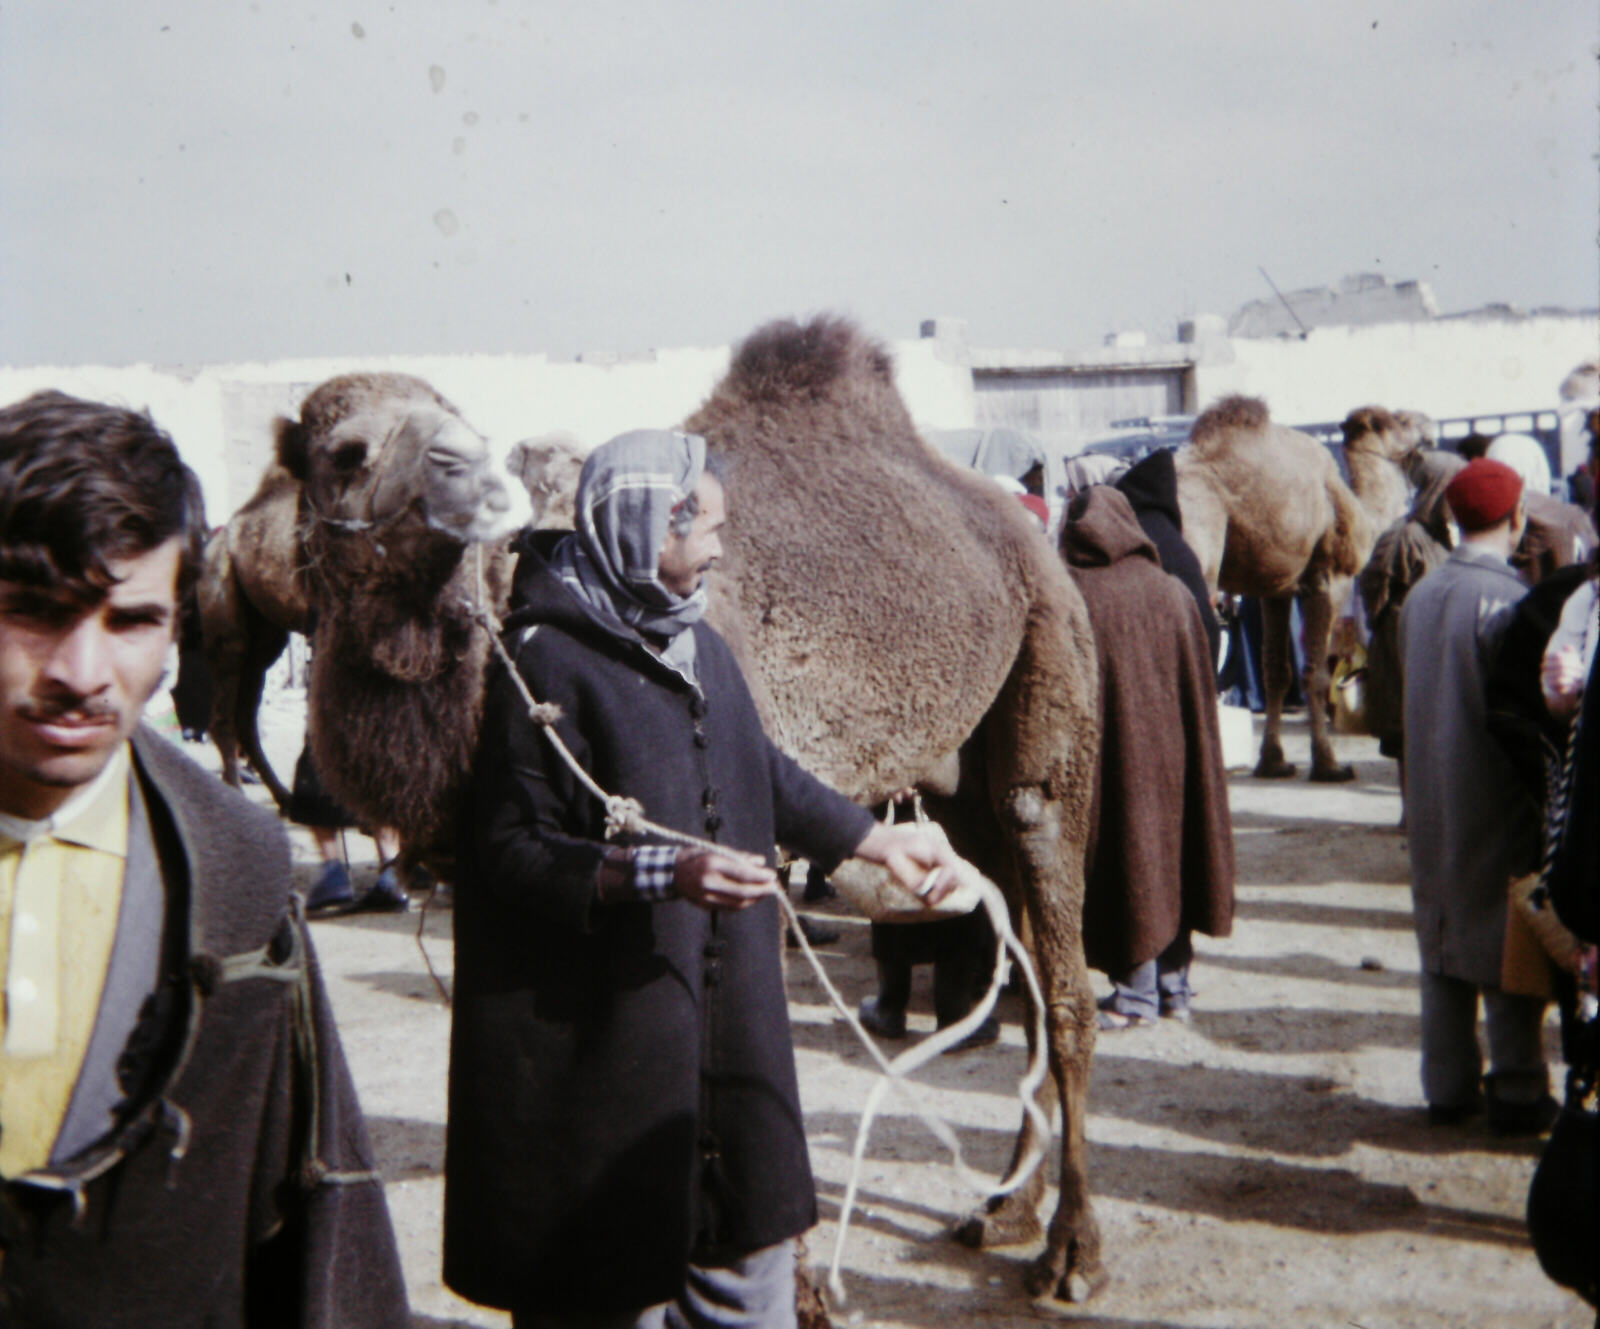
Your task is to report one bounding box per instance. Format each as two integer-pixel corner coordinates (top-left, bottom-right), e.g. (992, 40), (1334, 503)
(21, 696), (118, 722)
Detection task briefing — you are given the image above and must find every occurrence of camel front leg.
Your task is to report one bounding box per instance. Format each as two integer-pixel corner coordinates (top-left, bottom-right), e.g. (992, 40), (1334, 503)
(1254, 595), (1297, 778)
(1301, 576), (1356, 782)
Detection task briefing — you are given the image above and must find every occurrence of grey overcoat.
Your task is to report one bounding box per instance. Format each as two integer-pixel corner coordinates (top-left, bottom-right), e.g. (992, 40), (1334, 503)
(1398, 545), (1541, 985)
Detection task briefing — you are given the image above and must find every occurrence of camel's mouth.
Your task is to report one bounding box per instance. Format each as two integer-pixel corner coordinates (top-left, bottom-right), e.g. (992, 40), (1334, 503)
(426, 478), (533, 544)
(411, 420), (534, 544)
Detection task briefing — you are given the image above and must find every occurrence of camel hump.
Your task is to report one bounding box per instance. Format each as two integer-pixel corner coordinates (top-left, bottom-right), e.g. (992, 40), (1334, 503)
(724, 314), (896, 402)
(1190, 396), (1270, 455)
(1321, 472), (1373, 578)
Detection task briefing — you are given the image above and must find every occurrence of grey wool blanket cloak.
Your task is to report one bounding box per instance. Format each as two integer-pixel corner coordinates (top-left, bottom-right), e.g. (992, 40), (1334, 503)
(1060, 486), (1235, 974)
(0, 728), (407, 1327)
(1399, 545), (1542, 985)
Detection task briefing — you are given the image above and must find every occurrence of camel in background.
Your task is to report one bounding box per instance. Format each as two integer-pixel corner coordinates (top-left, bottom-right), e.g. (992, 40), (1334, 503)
(685, 316), (1107, 1307)
(197, 463), (310, 805)
(1176, 398), (1419, 781)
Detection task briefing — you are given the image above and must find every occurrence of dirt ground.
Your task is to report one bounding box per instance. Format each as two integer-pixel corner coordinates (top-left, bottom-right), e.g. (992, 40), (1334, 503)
(184, 676), (1590, 1329)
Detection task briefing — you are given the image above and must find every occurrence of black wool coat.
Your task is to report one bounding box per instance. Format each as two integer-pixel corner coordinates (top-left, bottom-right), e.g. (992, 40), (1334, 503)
(1062, 487), (1235, 974)
(0, 729), (407, 1328)
(444, 534), (873, 1316)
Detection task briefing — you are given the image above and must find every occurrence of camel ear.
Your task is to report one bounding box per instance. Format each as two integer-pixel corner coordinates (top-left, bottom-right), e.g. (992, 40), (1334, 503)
(275, 416), (310, 480)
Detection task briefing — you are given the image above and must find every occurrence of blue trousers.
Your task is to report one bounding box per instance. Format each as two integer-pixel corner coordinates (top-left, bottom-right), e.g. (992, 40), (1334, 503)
(513, 1239), (797, 1329)
(1107, 932), (1194, 1019)
(1418, 971), (1548, 1109)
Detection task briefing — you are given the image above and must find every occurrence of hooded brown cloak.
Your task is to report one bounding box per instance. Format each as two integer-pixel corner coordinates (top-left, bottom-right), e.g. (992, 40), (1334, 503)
(1060, 486), (1235, 973)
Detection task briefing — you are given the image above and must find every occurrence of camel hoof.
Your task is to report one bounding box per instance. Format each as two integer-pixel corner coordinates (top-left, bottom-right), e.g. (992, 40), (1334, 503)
(1310, 763), (1357, 784)
(1024, 1251), (1108, 1307)
(953, 1201), (1043, 1250)
(1029, 1274), (1111, 1316)
(1253, 758), (1297, 779)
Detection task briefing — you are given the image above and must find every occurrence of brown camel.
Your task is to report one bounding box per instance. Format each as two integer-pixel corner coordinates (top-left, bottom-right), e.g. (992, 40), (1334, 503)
(683, 316), (1107, 1306)
(1175, 397), (1418, 781)
(198, 461), (311, 805)
(248, 330), (1106, 1307)
(216, 373), (531, 858)
(199, 420), (571, 819)
(507, 431), (586, 531)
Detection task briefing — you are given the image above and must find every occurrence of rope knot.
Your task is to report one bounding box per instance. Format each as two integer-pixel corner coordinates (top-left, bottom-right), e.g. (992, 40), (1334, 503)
(526, 700), (564, 726)
(603, 796), (647, 839)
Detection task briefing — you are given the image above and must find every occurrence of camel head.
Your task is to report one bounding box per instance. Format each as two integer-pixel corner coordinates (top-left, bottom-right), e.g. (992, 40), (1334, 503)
(276, 372), (532, 550)
(507, 431), (586, 530)
(1392, 409), (1436, 451)
(1341, 405), (1424, 468)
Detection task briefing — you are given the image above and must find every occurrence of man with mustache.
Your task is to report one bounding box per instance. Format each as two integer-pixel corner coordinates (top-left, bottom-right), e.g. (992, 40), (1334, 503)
(0, 391), (406, 1326)
(446, 428), (960, 1329)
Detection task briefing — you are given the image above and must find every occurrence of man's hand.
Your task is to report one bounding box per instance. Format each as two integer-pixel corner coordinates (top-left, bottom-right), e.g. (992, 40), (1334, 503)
(1542, 643), (1586, 717)
(853, 821), (961, 906)
(673, 848), (778, 911)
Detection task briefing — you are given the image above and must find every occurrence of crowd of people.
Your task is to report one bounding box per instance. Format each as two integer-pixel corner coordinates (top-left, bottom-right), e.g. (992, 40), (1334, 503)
(1, 386), (1595, 1325)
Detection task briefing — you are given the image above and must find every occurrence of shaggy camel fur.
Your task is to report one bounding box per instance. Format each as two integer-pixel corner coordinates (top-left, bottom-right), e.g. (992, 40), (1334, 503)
(255, 373), (529, 858)
(202, 429), (579, 808)
(199, 395), (566, 844)
(199, 462), (311, 804)
(507, 431), (585, 530)
(1175, 397), (1418, 781)
(683, 316), (1108, 1306)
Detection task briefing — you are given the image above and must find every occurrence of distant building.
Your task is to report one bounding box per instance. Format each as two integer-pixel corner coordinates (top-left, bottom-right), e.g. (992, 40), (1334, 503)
(2, 280), (1595, 520)
(1228, 273), (1439, 337)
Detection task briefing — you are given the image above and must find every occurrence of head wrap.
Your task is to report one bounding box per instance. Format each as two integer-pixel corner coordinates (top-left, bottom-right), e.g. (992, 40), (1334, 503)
(1444, 457), (1523, 532)
(550, 429), (710, 662)
(1485, 433), (1552, 498)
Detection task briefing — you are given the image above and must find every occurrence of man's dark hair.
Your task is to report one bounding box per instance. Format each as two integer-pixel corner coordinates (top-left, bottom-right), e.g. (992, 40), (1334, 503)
(0, 390), (207, 602)
(1457, 432), (1493, 461)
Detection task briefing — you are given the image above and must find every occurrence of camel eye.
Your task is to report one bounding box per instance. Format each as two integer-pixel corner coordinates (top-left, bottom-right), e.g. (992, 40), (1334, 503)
(427, 447), (469, 476)
(332, 441), (367, 472)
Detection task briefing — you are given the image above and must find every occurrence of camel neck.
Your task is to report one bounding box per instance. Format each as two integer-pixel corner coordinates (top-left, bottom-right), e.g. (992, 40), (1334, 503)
(1344, 446), (1408, 526)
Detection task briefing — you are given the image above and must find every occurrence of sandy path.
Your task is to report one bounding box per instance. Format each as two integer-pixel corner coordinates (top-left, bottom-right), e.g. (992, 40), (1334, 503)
(179, 680), (1588, 1329)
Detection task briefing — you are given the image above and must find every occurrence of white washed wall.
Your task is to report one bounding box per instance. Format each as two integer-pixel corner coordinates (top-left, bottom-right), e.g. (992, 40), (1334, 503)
(1, 335), (975, 521)
(1197, 314), (1599, 423)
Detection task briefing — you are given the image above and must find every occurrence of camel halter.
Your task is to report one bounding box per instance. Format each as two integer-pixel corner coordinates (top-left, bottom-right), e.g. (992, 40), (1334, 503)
(460, 544), (1051, 1304)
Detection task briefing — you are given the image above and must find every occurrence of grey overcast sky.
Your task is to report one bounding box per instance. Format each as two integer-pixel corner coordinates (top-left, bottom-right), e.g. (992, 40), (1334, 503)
(2, 1), (1596, 368)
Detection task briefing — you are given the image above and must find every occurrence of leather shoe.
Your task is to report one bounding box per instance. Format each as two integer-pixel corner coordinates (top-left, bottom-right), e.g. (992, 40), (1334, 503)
(786, 916), (841, 949)
(306, 860), (354, 912)
(858, 996), (908, 1039)
(1487, 1092), (1560, 1138)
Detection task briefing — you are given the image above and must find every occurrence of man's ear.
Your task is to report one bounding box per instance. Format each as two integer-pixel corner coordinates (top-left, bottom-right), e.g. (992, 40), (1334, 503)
(275, 416), (309, 480)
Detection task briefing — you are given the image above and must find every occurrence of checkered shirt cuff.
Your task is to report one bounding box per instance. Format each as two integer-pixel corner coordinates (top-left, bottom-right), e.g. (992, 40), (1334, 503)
(630, 844), (680, 901)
